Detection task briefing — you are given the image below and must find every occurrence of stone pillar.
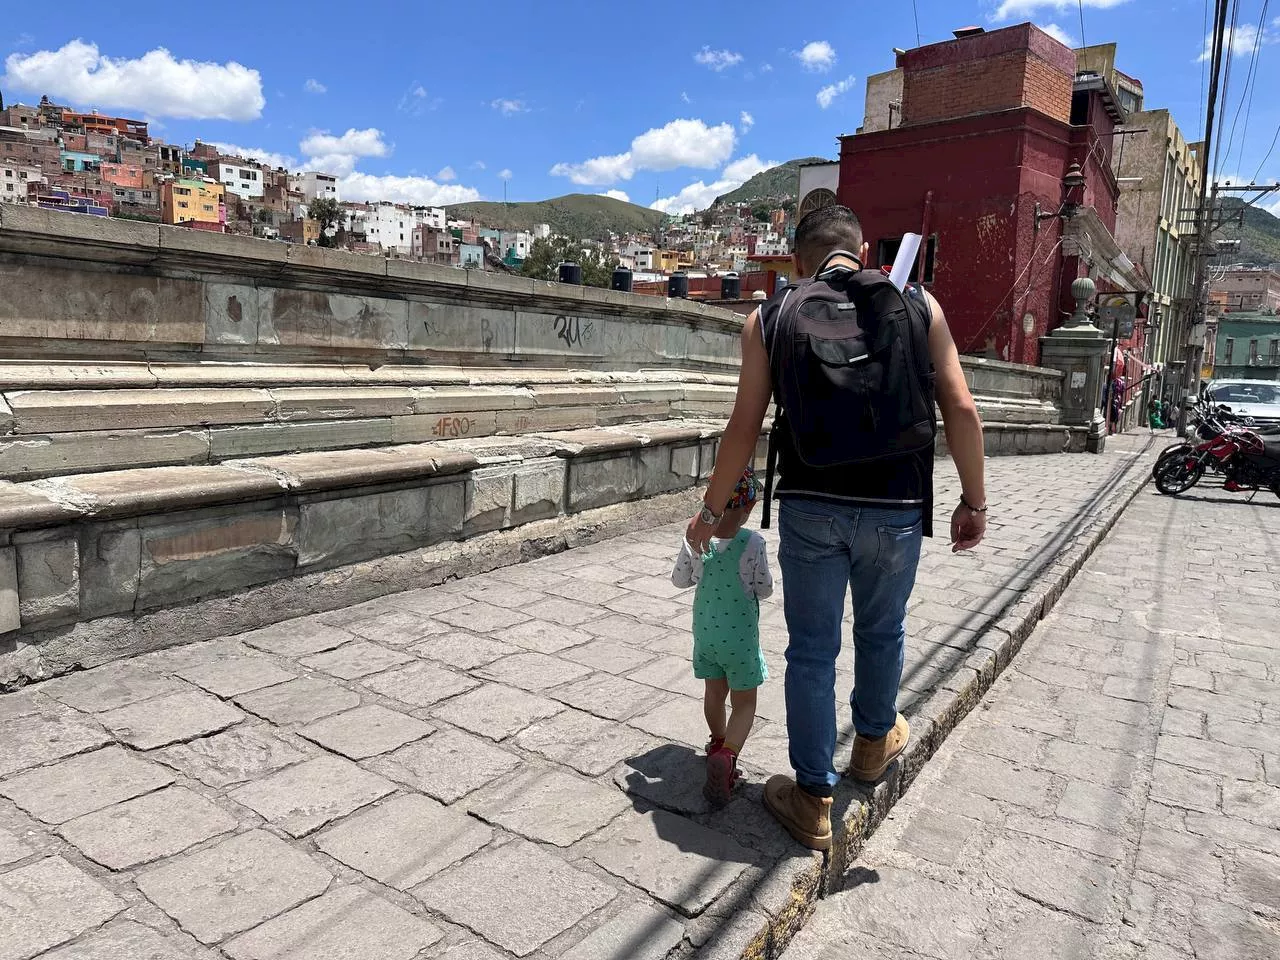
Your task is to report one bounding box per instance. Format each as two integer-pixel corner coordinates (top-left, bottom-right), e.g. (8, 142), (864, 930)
(1040, 276), (1109, 452)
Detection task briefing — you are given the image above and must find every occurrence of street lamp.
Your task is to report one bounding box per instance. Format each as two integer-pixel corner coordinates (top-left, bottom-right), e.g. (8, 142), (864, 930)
(1035, 162), (1088, 229)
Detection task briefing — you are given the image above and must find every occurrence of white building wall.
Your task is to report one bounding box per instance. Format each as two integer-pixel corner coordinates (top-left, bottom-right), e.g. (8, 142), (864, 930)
(215, 161), (265, 200)
(293, 172), (340, 204)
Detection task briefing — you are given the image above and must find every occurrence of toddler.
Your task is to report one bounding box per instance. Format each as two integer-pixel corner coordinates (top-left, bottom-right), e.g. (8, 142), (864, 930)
(671, 467), (773, 806)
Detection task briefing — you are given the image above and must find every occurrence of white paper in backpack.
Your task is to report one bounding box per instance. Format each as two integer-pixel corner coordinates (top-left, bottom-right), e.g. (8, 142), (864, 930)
(888, 233), (922, 291)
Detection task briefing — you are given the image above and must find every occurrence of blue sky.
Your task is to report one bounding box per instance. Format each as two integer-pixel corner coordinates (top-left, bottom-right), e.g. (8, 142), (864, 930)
(2, 0), (1279, 214)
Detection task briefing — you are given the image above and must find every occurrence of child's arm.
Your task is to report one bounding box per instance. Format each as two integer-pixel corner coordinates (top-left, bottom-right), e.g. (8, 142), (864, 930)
(671, 539), (702, 589)
(745, 533), (774, 599)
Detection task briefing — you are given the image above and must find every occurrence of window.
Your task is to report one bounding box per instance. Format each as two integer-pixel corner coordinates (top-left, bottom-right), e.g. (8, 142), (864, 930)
(5, 184), (12, 192)
(1225, 338), (1234, 364)
(1250, 339), (1259, 363)
(178, 201), (189, 209)
(1270, 340), (1279, 364)
(876, 235), (937, 283)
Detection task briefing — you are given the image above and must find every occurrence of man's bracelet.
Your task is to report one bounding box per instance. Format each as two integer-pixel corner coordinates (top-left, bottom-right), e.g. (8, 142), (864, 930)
(960, 495), (988, 514)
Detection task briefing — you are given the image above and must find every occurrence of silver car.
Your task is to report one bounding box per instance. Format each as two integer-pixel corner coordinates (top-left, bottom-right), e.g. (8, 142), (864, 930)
(1204, 379), (1280, 429)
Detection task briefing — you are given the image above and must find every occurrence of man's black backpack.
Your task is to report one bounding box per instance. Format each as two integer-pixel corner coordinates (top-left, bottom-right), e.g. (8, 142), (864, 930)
(759, 250), (936, 527)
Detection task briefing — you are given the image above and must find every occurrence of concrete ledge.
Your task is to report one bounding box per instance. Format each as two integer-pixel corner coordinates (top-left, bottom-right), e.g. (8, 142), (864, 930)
(1, 487), (705, 685)
(0, 418), (734, 676)
(0, 205), (745, 369)
(741, 438), (1159, 960)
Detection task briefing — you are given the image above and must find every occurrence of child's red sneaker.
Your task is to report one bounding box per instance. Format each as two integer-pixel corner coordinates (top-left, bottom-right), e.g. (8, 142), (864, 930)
(704, 746), (741, 808)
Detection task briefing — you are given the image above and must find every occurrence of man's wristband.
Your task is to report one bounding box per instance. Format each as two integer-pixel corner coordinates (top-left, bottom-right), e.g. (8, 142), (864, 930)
(960, 495), (988, 514)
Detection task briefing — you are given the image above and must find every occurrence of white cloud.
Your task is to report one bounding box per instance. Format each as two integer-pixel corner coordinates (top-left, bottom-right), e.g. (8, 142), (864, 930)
(1196, 23), (1279, 62)
(303, 78), (326, 94)
(681, 91), (692, 103)
(816, 76), (857, 109)
(340, 172), (480, 206)
(1265, 195), (1280, 218)
(551, 118), (736, 185)
(300, 127), (388, 159)
(206, 142), (296, 170)
(721, 155), (772, 182)
(491, 98), (528, 115)
(632, 118), (735, 170)
(436, 165), (456, 182)
(3, 39), (264, 120)
(796, 41), (837, 73)
(551, 152), (635, 185)
(498, 168), (514, 180)
(993, 0), (1129, 19)
(1039, 23), (1076, 46)
(740, 111), (755, 133)
(762, 63), (773, 73)
(396, 83), (434, 115)
(13, 33), (34, 48)
(472, 160), (487, 170)
(298, 127), (389, 176)
(694, 47), (744, 71)
(650, 153), (776, 215)
(601, 189), (631, 202)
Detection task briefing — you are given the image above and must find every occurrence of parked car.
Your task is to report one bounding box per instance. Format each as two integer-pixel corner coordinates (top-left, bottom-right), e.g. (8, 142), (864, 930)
(1203, 379), (1280, 429)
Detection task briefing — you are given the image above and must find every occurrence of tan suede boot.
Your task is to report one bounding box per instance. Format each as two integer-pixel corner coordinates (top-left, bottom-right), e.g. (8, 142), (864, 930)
(849, 713), (910, 782)
(763, 775), (833, 851)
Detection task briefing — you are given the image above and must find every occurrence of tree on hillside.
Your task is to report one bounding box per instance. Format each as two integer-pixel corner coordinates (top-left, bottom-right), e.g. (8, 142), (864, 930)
(752, 202), (772, 222)
(307, 197), (342, 248)
(520, 236), (619, 287)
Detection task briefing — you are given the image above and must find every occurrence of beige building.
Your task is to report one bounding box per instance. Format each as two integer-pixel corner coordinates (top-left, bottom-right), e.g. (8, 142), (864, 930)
(1211, 266), (1280, 314)
(858, 68), (904, 134)
(1083, 44), (1202, 380)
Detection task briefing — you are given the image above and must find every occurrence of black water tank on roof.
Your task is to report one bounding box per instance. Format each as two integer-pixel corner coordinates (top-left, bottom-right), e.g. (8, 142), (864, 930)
(558, 261), (582, 285)
(721, 271), (741, 300)
(611, 266), (633, 292)
(668, 271), (689, 298)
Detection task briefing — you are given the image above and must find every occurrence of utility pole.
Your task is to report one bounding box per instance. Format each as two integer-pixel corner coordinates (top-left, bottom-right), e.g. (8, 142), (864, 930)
(1179, 0), (1230, 435)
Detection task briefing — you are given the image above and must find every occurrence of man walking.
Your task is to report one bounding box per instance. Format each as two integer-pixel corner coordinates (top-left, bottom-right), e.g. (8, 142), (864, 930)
(686, 205), (987, 850)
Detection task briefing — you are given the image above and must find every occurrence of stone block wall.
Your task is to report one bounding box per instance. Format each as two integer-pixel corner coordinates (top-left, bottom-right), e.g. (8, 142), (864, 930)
(0, 423), (728, 683)
(0, 205), (743, 372)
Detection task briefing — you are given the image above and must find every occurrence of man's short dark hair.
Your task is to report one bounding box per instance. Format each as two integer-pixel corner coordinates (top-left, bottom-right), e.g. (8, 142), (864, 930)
(795, 204), (863, 272)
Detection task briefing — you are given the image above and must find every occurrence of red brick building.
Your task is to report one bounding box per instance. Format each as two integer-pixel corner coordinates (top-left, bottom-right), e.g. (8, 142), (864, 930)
(839, 24), (1148, 365)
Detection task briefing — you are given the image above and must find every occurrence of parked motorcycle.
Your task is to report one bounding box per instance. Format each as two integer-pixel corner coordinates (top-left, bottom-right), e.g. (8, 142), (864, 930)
(1154, 404), (1280, 498)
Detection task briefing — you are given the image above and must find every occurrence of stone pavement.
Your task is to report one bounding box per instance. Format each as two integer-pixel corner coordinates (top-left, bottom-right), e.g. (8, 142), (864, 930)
(783, 481), (1280, 959)
(0, 443), (1157, 960)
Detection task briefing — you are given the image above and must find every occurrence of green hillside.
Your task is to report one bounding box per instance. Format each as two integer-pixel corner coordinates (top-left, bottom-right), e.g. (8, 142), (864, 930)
(445, 193), (666, 240)
(1221, 197), (1280, 267)
(713, 157), (830, 206)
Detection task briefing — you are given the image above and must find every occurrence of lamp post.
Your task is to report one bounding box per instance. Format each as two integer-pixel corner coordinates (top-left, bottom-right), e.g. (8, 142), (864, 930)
(1035, 162), (1088, 230)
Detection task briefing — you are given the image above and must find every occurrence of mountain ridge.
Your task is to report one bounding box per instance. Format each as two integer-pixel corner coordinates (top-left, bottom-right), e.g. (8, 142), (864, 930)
(444, 194), (665, 240)
(713, 157), (830, 206)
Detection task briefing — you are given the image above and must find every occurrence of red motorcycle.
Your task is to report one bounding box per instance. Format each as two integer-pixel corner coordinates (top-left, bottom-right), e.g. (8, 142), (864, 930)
(1155, 406), (1280, 499)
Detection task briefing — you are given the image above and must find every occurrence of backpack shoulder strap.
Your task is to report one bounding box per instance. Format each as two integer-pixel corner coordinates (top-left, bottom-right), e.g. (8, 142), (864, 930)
(758, 280), (806, 356)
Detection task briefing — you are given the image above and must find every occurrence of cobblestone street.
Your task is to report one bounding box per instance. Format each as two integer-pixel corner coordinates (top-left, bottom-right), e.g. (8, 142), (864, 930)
(0, 443), (1161, 960)
(784, 483), (1280, 959)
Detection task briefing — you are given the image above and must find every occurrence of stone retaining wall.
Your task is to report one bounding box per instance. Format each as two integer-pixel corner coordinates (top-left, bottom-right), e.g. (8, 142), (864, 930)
(0, 205), (742, 372)
(0, 421), (744, 684)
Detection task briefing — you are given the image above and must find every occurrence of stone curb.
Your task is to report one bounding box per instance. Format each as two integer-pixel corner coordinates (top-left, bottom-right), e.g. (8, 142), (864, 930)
(737, 439), (1159, 959)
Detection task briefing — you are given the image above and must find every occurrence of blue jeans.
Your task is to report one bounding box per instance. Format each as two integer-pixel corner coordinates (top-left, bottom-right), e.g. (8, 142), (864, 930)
(777, 497), (923, 794)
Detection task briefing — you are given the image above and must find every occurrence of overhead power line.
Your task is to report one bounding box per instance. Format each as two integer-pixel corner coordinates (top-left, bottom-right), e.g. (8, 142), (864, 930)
(1222, 0), (1269, 177)
(1211, 0), (1241, 181)
(1077, 0), (1087, 48)
(1252, 123), (1280, 183)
